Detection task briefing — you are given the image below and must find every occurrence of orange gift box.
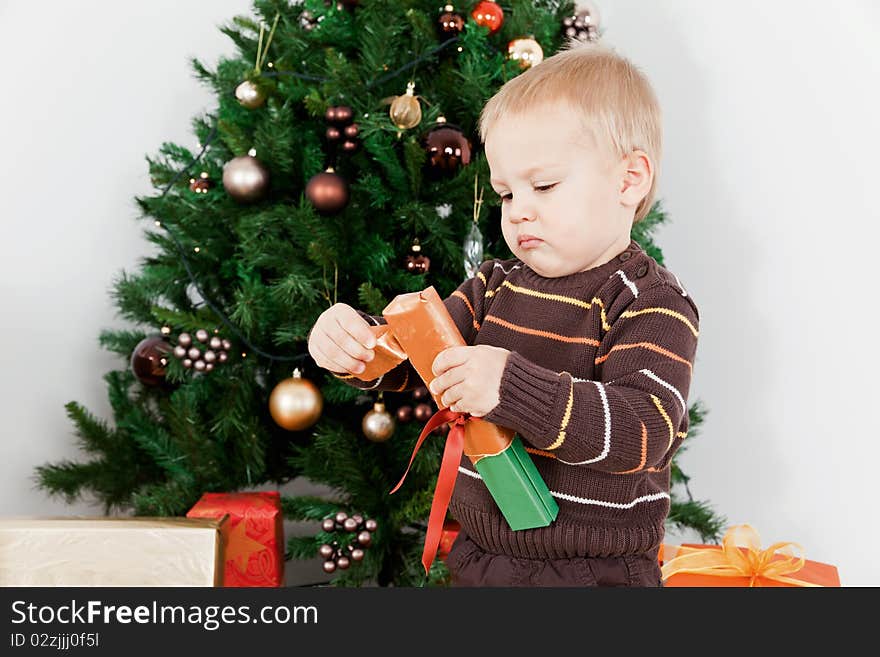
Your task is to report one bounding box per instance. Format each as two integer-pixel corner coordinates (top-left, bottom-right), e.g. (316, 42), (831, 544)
(659, 524), (840, 587)
(186, 491), (284, 587)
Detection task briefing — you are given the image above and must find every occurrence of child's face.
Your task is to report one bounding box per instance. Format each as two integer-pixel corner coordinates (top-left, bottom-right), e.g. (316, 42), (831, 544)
(485, 101), (633, 278)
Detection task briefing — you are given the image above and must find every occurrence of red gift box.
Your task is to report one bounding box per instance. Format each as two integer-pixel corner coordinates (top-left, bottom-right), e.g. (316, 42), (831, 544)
(438, 520), (461, 561)
(186, 491), (284, 587)
(659, 524), (840, 587)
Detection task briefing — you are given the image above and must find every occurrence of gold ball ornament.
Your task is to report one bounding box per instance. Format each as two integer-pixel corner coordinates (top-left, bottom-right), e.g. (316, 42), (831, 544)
(222, 152), (270, 203)
(362, 401), (396, 442)
(269, 369), (323, 431)
(234, 80), (266, 109)
(508, 37), (544, 69)
(389, 81), (422, 130)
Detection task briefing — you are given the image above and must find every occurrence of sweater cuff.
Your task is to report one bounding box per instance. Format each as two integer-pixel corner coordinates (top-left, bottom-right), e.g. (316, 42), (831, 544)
(482, 350), (560, 444)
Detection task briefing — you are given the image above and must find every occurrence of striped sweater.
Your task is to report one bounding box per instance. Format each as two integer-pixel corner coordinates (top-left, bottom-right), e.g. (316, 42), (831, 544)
(333, 239), (700, 559)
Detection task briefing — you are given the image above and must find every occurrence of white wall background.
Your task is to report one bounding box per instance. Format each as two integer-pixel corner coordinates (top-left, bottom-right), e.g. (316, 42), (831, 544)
(1, 1), (877, 586)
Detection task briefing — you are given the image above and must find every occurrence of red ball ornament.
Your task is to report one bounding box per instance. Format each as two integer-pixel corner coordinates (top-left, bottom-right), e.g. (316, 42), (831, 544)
(471, 1), (504, 34)
(130, 336), (172, 386)
(305, 168), (350, 215)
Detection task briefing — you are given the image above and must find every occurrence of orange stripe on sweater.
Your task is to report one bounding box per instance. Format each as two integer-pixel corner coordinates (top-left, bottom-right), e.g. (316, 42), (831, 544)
(451, 290), (480, 330)
(612, 421), (648, 474)
(595, 342), (692, 371)
(484, 315), (601, 345)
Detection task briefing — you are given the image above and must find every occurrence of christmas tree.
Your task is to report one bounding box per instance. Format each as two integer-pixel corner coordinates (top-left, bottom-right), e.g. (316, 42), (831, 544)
(36, 0), (724, 586)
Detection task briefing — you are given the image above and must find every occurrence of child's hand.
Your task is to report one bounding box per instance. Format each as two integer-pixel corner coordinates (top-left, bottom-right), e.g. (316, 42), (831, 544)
(308, 303), (376, 375)
(429, 345), (510, 417)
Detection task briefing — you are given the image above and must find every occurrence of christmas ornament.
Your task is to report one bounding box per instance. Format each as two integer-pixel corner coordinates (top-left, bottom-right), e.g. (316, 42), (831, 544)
(507, 37), (544, 69)
(305, 167), (350, 214)
(299, 10), (324, 31)
(269, 369), (323, 431)
(438, 4), (465, 36)
(396, 405), (413, 422)
(324, 106), (360, 153)
(234, 14), (279, 108)
(389, 81), (423, 130)
(471, 0), (504, 34)
(413, 402), (433, 422)
(464, 175), (485, 279)
(424, 116), (472, 176)
(412, 385), (430, 400)
(562, 2), (602, 43)
(170, 330), (231, 372)
(405, 238), (430, 274)
(362, 400), (395, 442)
(130, 336), (171, 386)
(222, 151), (270, 203)
(318, 512), (377, 574)
(234, 80), (266, 109)
(189, 171), (212, 194)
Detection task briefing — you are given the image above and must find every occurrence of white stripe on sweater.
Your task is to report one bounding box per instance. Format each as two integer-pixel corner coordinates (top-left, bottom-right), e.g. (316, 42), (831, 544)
(458, 466), (669, 509)
(557, 380), (610, 466)
(639, 368), (686, 414)
(493, 261), (521, 275)
(673, 273), (689, 297)
(614, 270), (639, 298)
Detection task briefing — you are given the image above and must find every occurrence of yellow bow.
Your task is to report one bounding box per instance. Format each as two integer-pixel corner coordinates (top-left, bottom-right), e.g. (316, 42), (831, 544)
(660, 524), (822, 587)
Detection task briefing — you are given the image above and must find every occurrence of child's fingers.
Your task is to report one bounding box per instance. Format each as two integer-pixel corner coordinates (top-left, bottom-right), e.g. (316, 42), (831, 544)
(313, 338), (364, 375)
(333, 317), (375, 363)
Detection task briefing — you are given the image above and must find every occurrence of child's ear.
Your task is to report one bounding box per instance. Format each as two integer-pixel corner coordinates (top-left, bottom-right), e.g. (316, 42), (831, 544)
(618, 150), (653, 208)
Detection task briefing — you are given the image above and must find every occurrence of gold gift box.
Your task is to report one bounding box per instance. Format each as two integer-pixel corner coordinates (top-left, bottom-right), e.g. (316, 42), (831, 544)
(0, 516), (228, 587)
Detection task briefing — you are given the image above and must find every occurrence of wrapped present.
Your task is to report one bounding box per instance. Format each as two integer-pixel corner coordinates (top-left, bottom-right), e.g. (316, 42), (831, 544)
(438, 520), (461, 561)
(0, 516), (228, 586)
(186, 491), (284, 587)
(372, 286), (558, 574)
(358, 324), (407, 381)
(659, 524), (840, 587)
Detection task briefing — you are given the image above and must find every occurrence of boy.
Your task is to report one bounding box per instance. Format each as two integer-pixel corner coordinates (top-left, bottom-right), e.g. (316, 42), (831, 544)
(307, 41), (699, 587)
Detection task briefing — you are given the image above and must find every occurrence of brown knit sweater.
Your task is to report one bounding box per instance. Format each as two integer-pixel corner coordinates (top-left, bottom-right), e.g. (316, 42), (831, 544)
(333, 239), (700, 559)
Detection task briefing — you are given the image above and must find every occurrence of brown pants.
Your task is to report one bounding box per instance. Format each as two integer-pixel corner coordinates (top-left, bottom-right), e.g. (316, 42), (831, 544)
(446, 531), (663, 587)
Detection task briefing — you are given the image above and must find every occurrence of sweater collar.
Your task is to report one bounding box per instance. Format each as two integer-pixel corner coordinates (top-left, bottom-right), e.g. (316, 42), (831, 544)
(515, 239), (645, 291)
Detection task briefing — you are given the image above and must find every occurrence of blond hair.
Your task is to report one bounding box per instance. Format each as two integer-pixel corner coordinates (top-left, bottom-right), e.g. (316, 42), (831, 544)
(478, 39), (662, 223)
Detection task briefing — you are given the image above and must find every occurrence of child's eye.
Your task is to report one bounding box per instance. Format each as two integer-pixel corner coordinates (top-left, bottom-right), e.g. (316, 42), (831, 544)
(535, 183), (557, 192)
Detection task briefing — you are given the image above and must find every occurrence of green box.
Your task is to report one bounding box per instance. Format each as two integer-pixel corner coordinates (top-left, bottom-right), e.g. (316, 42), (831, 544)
(472, 435), (559, 530)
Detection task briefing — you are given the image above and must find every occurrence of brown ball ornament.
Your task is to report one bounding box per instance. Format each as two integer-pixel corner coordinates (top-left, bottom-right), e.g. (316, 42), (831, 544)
(305, 169), (350, 215)
(269, 369), (323, 431)
(362, 401), (396, 442)
(424, 119), (472, 176)
(130, 336), (171, 386)
(396, 405), (413, 422)
(405, 239), (431, 274)
(438, 4), (465, 35)
(412, 385), (430, 400)
(222, 154), (270, 203)
(413, 403), (433, 422)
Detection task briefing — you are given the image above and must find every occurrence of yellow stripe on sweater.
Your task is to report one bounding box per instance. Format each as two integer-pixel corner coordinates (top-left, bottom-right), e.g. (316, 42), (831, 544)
(652, 394), (675, 451)
(489, 281), (611, 331)
(595, 342), (692, 372)
(484, 315), (601, 346)
(542, 376), (574, 451)
(620, 307), (699, 337)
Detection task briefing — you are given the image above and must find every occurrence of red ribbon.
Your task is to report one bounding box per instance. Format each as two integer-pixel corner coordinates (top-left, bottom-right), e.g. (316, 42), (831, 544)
(390, 407), (468, 576)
